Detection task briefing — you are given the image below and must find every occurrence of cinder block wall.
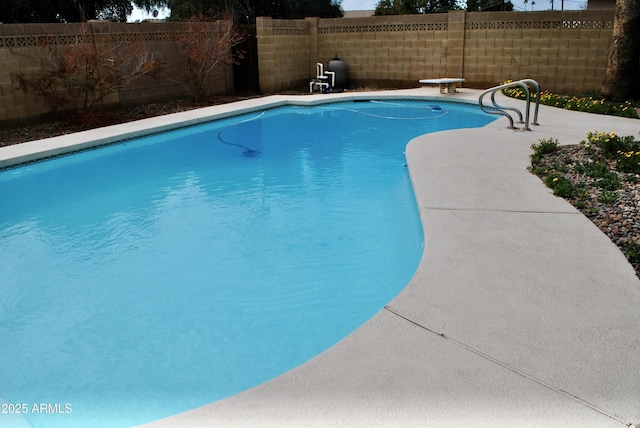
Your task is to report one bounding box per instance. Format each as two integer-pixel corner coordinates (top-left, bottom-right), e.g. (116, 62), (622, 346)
(315, 13), (451, 88)
(0, 11), (615, 126)
(256, 17), (312, 93)
(0, 21), (233, 127)
(258, 10), (614, 95)
(463, 10), (614, 93)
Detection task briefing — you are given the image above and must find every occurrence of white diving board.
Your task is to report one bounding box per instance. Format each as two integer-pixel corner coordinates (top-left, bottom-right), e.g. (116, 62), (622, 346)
(419, 78), (465, 94)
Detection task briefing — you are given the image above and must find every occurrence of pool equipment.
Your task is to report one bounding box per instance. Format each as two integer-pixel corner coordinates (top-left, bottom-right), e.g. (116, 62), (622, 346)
(217, 111), (265, 156)
(339, 101), (448, 120)
(327, 56), (347, 89)
(309, 63), (335, 93)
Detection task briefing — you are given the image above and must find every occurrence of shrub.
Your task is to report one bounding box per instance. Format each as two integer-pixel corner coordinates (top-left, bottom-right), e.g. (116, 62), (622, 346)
(584, 131), (636, 156)
(544, 173), (575, 197)
(552, 162), (569, 173)
(530, 138), (559, 164)
(625, 241), (640, 266)
(616, 150), (640, 174)
(577, 161), (609, 178)
(16, 29), (159, 116)
(596, 171), (622, 191)
(599, 190), (619, 204)
(531, 138), (559, 154)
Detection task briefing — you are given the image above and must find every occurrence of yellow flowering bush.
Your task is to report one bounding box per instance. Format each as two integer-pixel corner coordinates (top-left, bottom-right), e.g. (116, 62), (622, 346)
(500, 82), (640, 119)
(533, 131), (636, 199)
(616, 150), (640, 174)
(584, 131), (635, 156)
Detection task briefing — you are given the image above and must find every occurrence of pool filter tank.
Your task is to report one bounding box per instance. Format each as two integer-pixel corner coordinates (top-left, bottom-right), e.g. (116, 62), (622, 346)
(327, 55), (347, 89)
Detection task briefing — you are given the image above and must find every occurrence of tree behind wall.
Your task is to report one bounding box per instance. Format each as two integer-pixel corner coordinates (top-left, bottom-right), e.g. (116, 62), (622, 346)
(0, 0), (136, 22)
(601, 0), (640, 102)
(138, 0), (343, 23)
(466, 0), (513, 11)
(173, 18), (245, 101)
(262, 0), (343, 19)
(375, 0), (462, 15)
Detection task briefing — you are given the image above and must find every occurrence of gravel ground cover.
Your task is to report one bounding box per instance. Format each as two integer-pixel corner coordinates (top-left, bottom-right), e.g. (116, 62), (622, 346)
(531, 135), (640, 277)
(0, 98), (244, 147)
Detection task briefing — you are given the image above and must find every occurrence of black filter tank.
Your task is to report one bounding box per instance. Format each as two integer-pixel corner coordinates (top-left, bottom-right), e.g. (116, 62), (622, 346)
(327, 55), (347, 89)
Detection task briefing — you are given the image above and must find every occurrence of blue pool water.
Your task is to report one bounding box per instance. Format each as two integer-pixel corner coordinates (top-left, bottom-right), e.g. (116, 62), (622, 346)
(0, 100), (495, 427)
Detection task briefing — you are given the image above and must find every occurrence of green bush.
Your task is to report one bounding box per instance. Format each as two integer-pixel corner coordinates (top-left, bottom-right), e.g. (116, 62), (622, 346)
(530, 138), (559, 164)
(617, 150), (640, 174)
(544, 173), (575, 197)
(596, 171), (622, 191)
(599, 190), (619, 204)
(552, 162), (569, 173)
(625, 241), (640, 266)
(577, 161), (609, 178)
(531, 138), (559, 154)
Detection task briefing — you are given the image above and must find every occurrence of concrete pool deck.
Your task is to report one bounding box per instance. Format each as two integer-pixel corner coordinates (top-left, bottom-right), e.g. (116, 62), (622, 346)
(2, 88), (639, 427)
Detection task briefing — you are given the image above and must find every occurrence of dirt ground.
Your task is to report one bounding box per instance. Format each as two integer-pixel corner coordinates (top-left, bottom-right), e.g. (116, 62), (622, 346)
(0, 97), (250, 147)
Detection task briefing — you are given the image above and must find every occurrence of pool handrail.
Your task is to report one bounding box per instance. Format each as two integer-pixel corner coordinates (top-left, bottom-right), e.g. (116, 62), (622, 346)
(479, 79), (540, 131)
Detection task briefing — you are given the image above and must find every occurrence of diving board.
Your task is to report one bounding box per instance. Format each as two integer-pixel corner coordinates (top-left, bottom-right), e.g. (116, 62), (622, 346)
(419, 78), (465, 94)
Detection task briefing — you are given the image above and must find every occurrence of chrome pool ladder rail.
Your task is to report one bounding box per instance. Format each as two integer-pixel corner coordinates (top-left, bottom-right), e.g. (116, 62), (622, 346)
(479, 79), (540, 131)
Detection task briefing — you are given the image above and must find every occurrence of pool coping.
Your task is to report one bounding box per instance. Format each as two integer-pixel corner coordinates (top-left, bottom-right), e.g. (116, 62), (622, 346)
(3, 88), (640, 427)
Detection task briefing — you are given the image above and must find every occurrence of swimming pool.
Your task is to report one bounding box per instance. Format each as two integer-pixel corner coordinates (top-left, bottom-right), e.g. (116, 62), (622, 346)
(0, 99), (496, 427)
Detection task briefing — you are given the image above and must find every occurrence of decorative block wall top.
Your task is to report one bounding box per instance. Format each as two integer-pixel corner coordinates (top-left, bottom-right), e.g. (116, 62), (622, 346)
(273, 28), (309, 36)
(0, 31), (211, 48)
(464, 10), (614, 30)
(318, 22), (448, 34)
(0, 22), (228, 48)
(0, 34), (93, 48)
(464, 18), (613, 30)
(109, 32), (177, 42)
